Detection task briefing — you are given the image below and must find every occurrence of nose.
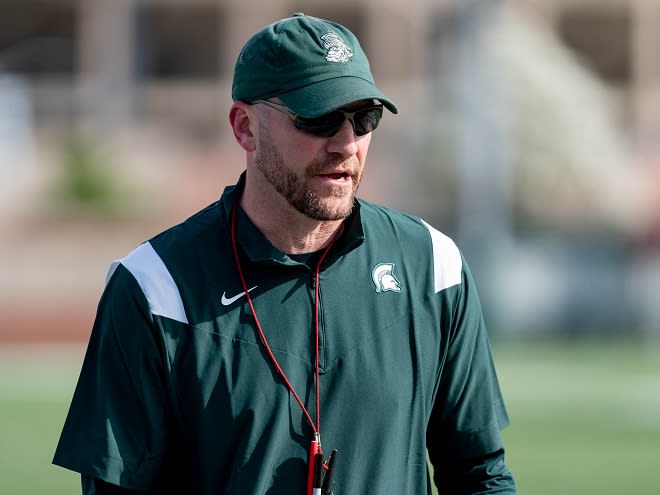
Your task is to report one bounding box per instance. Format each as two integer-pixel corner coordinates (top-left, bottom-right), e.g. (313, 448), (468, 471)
(325, 119), (359, 157)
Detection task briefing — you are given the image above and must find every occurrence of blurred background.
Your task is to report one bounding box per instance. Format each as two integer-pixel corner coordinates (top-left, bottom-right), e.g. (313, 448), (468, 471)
(0, 0), (658, 494)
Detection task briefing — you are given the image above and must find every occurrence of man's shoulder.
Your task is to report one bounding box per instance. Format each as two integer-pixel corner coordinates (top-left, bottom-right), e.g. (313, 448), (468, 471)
(104, 201), (228, 320)
(357, 198), (463, 292)
(110, 201), (225, 281)
(147, 201), (225, 255)
(357, 198), (452, 242)
(358, 198), (419, 226)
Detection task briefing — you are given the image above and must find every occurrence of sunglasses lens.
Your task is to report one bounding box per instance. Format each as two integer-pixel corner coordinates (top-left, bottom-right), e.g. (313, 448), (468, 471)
(293, 106), (384, 137)
(294, 113), (344, 137)
(354, 107), (383, 136)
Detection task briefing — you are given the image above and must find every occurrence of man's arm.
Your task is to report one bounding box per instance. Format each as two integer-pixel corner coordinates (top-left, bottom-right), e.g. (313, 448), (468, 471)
(82, 475), (148, 495)
(53, 263), (174, 491)
(427, 258), (516, 493)
(431, 449), (515, 494)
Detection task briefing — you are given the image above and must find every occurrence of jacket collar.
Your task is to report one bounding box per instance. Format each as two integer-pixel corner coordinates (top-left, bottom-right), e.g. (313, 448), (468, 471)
(220, 172), (365, 266)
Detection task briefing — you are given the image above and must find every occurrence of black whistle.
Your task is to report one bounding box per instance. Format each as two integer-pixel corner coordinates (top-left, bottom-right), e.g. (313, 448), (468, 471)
(321, 449), (338, 495)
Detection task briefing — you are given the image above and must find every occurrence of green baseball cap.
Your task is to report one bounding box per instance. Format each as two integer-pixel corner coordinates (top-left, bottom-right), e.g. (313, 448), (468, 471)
(232, 13), (398, 118)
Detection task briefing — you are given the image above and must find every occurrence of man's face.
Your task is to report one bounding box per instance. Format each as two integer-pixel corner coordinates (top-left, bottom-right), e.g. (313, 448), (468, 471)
(253, 102), (372, 221)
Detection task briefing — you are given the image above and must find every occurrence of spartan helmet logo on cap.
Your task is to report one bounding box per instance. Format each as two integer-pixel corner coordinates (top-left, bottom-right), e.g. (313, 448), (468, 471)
(321, 32), (353, 63)
(372, 263), (402, 293)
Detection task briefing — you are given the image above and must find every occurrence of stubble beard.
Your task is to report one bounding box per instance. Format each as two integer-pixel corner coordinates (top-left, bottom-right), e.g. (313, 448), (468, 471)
(255, 131), (360, 221)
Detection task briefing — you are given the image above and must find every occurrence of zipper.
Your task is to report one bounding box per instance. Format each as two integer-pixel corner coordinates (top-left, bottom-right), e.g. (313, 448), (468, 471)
(316, 273), (327, 373)
(310, 270), (327, 372)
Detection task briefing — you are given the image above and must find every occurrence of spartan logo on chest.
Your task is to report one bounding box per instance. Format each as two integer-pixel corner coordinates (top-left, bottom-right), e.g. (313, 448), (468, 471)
(372, 263), (402, 293)
(321, 32), (353, 63)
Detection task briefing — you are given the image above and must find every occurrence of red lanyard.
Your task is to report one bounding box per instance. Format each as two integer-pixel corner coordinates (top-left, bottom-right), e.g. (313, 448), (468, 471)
(229, 205), (341, 439)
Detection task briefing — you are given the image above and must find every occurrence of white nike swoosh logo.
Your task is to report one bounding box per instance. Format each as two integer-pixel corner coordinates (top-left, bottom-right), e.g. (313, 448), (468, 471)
(221, 286), (257, 306)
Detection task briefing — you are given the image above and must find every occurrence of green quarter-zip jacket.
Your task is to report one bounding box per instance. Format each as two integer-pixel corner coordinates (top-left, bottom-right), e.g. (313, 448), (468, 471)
(54, 174), (514, 494)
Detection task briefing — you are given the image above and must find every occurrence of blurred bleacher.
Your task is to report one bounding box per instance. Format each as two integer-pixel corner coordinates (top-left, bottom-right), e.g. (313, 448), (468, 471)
(1, 0), (659, 342)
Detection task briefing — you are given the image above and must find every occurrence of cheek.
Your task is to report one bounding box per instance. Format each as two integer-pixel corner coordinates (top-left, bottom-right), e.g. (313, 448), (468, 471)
(281, 135), (325, 164)
(356, 135), (371, 164)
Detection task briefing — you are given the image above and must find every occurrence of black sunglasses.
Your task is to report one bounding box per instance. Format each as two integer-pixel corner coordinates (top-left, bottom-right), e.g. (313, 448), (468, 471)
(252, 100), (383, 137)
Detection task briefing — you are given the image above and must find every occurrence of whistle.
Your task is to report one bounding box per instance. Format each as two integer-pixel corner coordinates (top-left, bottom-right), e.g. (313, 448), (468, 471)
(306, 437), (321, 495)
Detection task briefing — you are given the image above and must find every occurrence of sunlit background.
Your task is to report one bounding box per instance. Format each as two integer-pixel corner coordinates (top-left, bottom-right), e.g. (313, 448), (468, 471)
(0, 1), (659, 494)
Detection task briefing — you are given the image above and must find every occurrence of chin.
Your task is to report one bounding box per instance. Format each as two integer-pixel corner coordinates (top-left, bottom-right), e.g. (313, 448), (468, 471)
(317, 200), (355, 221)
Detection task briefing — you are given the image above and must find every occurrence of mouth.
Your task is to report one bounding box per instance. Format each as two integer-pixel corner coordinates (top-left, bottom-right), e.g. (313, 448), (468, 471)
(318, 171), (352, 180)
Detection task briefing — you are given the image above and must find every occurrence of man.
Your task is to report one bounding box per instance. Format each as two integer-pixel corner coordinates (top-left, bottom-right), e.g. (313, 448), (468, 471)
(54, 13), (516, 494)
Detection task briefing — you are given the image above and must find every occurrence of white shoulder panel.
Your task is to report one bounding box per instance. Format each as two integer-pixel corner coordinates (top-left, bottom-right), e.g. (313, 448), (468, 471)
(421, 220), (463, 293)
(105, 242), (189, 324)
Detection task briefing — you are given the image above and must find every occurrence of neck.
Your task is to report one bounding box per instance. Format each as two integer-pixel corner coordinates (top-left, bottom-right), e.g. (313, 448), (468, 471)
(239, 184), (344, 255)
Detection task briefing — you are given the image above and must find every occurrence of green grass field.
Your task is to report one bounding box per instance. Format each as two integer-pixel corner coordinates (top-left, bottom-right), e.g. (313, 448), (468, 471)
(1, 338), (658, 494)
(496, 337), (660, 495)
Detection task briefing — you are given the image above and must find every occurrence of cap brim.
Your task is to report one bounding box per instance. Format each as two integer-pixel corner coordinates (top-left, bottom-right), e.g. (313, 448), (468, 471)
(277, 76), (398, 117)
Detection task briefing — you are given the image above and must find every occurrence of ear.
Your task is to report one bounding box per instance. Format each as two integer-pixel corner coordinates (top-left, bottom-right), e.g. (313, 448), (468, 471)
(229, 101), (257, 152)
